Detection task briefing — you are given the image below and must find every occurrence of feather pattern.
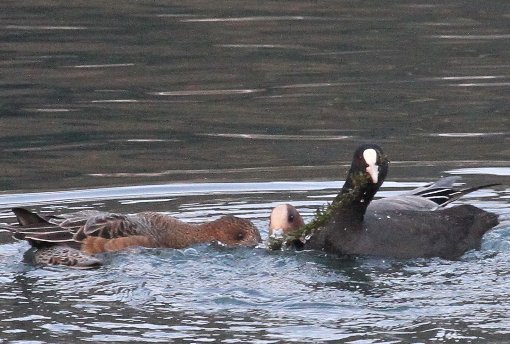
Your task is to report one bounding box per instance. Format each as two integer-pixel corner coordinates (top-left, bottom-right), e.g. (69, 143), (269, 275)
(405, 176), (499, 207)
(3, 208), (261, 268)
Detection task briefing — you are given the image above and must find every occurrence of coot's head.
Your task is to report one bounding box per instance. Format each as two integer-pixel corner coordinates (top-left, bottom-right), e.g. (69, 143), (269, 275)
(339, 144), (389, 208)
(351, 144), (388, 184)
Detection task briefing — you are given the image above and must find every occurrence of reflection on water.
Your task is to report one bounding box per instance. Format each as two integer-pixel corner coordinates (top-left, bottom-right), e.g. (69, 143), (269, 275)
(1, 0), (509, 192)
(0, 0), (510, 342)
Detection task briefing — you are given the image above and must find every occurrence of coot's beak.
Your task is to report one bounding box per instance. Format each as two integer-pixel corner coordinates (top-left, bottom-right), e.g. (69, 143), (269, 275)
(363, 148), (380, 184)
(366, 162), (379, 184)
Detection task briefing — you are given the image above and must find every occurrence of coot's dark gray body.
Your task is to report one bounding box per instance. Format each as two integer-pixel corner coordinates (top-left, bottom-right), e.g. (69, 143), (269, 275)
(302, 144), (500, 259)
(305, 204), (498, 259)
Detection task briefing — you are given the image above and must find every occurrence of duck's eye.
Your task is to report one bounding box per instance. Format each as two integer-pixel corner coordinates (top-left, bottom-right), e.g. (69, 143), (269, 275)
(237, 232), (245, 240)
(288, 214), (294, 223)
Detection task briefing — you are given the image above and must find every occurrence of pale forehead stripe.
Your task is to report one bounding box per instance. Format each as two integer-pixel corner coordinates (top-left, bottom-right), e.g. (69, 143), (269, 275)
(363, 148), (377, 165)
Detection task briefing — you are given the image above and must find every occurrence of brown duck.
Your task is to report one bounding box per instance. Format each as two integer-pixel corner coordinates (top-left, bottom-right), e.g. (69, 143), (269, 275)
(5, 208), (261, 268)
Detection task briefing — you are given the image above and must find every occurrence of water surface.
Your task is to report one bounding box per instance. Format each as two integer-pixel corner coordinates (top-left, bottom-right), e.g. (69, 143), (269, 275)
(0, 179), (509, 343)
(0, 1), (509, 343)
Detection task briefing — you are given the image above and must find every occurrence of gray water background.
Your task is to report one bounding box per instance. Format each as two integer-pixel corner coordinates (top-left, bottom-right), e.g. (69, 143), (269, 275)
(0, 1), (510, 343)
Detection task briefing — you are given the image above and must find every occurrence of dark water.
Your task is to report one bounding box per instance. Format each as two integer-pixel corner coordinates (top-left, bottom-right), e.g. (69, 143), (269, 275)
(0, 1), (509, 343)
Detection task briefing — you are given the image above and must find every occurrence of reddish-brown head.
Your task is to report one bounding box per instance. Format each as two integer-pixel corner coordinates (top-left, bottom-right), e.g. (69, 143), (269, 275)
(212, 216), (261, 246)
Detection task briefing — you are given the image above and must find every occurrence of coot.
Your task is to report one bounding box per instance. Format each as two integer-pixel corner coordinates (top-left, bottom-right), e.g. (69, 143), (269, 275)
(272, 144), (499, 260)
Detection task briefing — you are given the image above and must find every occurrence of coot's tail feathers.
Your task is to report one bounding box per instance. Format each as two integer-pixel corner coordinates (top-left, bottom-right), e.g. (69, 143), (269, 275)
(479, 208), (500, 237)
(451, 204), (500, 239)
(409, 177), (499, 207)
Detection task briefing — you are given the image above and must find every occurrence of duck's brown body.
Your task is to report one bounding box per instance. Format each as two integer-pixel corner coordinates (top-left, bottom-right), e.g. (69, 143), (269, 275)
(6, 208), (261, 268)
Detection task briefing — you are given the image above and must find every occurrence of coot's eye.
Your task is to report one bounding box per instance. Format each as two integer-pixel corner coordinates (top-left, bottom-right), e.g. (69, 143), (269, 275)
(288, 214), (294, 223)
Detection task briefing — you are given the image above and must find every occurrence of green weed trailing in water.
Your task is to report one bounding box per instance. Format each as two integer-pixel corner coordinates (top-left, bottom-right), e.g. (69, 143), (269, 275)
(267, 203), (333, 250)
(267, 173), (369, 251)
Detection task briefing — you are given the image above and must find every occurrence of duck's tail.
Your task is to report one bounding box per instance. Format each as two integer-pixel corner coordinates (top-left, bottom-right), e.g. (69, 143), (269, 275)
(5, 208), (102, 268)
(3, 208), (79, 249)
(12, 207), (52, 226)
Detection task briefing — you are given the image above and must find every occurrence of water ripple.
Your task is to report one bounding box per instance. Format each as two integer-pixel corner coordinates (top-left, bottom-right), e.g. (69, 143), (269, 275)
(4, 25), (87, 30)
(426, 132), (507, 137)
(432, 34), (510, 39)
(0, 179), (508, 343)
(150, 89), (263, 96)
(70, 63), (135, 69)
(449, 82), (510, 87)
(197, 133), (351, 140)
(217, 44), (305, 49)
(181, 16), (306, 23)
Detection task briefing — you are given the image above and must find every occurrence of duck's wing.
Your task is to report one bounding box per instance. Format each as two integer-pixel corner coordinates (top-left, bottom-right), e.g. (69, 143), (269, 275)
(8, 208), (150, 247)
(72, 212), (148, 241)
(369, 178), (453, 211)
(371, 177), (499, 211)
(402, 176), (461, 206)
(430, 183), (500, 208)
(404, 176), (499, 207)
(369, 195), (439, 211)
(8, 208), (157, 268)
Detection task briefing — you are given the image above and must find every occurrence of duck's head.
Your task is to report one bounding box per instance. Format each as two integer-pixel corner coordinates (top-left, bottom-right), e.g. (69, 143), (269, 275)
(215, 216), (262, 247)
(268, 204), (305, 237)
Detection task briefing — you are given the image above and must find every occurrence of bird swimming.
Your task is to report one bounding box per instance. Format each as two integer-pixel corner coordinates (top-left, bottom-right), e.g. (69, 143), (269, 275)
(3, 208), (261, 268)
(269, 144), (499, 260)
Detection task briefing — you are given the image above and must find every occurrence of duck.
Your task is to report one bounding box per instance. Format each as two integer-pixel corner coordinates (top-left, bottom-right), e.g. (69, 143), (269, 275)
(4, 208), (262, 268)
(269, 203), (306, 237)
(269, 144), (499, 259)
